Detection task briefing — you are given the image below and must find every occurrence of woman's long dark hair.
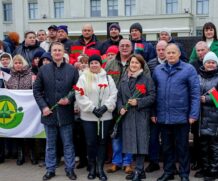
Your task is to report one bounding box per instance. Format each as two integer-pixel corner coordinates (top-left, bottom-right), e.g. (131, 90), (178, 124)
(202, 22), (217, 41)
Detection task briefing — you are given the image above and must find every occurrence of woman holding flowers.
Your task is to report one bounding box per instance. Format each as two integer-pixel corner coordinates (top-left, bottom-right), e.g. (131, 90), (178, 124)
(75, 54), (117, 181)
(117, 54), (155, 181)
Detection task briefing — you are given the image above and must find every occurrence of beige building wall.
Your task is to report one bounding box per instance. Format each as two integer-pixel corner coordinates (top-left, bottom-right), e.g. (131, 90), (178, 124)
(0, 0), (217, 41)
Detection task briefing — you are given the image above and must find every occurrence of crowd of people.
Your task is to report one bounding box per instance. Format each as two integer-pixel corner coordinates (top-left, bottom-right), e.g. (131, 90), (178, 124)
(0, 21), (218, 181)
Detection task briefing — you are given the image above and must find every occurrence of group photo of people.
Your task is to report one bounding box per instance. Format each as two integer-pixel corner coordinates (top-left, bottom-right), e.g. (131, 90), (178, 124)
(0, 21), (218, 181)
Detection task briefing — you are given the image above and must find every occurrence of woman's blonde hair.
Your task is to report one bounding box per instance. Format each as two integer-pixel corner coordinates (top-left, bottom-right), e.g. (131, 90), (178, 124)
(12, 54), (29, 67)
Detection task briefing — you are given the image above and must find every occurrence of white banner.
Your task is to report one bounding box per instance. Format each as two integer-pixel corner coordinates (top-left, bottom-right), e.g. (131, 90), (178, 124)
(0, 88), (45, 138)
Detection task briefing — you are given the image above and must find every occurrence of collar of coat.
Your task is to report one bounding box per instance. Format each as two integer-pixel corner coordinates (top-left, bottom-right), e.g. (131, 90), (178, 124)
(161, 60), (182, 75)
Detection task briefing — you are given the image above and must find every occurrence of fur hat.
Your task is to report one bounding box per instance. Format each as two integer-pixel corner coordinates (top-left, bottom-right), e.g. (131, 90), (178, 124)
(130, 23), (143, 34)
(109, 23), (120, 32)
(88, 54), (102, 65)
(203, 51), (218, 65)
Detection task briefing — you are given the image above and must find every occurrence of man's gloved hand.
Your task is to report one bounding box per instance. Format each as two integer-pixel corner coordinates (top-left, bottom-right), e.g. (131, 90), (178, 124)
(96, 105), (108, 116)
(93, 107), (102, 118)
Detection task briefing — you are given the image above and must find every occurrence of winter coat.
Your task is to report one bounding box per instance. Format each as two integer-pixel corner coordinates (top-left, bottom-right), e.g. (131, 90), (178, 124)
(152, 60), (201, 124)
(147, 57), (161, 75)
(69, 34), (101, 64)
(33, 60), (79, 126)
(190, 40), (218, 63)
(199, 67), (218, 136)
(105, 53), (151, 87)
(75, 68), (117, 122)
(6, 66), (32, 90)
(131, 38), (156, 62)
(12, 41), (45, 65)
(59, 38), (74, 54)
(4, 37), (16, 54)
(117, 71), (156, 154)
(100, 35), (123, 54)
(190, 59), (203, 74)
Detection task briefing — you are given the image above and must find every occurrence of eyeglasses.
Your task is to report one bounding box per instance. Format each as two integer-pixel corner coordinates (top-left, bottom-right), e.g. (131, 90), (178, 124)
(119, 44), (131, 48)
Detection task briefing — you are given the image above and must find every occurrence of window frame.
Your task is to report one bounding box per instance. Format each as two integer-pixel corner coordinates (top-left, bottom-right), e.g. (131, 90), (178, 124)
(28, 2), (38, 20)
(54, 1), (64, 18)
(3, 3), (12, 22)
(125, 0), (136, 16)
(166, 0), (178, 14)
(107, 0), (118, 17)
(196, 0), (209, 15)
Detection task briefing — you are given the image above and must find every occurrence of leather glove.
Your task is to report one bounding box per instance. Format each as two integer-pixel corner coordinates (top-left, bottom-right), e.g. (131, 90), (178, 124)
(96, 105), (108, 116)
(92, 107), (102, 118)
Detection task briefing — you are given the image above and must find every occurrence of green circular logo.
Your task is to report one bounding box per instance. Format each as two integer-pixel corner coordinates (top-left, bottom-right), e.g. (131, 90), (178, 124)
(0, 95), (24, 129)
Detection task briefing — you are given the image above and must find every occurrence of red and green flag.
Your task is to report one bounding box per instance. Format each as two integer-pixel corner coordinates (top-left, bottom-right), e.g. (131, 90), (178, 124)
(101, 54), (107, 68)
(209, 87), (218, 108)
(71, 46), (84, 54)
(134, 43), (144, 52)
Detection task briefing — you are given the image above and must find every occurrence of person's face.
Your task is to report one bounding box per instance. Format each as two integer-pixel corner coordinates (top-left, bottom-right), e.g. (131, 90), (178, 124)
(129, 57), (142, 73)
(25, 33), (36, 46)
(130, 29), (141, 40)
(204, 28), (215, 39)
(165, 45), (181, 64)
(0, 57), (10, 68)
(204, 60), (217, 71)
(37, 31), (47, 42)
(159, 32), (170, 42)
(196, 45), (209, 60)
(119, 40), (132, 57)
(156, 44), (166, 60)
(82, 26), (93, 39)
(33, 57), (40, 66)
(48, 29), (57, 39)
(57, 29), (67, 40)
(42, 58), (51, 65)
(51, 44), (64, 62)
(89, 60), (101, 73)
(106, 53), (116, 61)
(13, 59), (23, 72)
(110, 28), (119, 38)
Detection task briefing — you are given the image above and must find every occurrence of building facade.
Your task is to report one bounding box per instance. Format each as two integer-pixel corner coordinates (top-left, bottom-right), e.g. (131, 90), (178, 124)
(0, 0), (216, 41)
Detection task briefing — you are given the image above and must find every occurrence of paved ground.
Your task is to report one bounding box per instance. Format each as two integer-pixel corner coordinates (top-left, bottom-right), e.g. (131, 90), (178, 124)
(0, 159), (210, 181)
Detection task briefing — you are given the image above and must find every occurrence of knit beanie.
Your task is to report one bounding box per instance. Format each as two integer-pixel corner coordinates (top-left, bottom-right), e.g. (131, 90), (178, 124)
(33, 50), (45, 59)
(109, 23), (120, 32)
(88, 54), (102, 65)
(106, 45), (119, 55)
(130, 23), (143, 34)
(203, 51), (218, 65)
(57, 25), (68, 34)
(160, 28), (171, 37)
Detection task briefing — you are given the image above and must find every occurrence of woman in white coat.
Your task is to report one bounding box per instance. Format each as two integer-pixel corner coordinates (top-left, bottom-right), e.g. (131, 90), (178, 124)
(76, 54), (117, 181)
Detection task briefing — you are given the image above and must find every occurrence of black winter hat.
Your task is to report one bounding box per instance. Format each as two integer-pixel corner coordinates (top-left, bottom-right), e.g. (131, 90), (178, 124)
(130, 23), (143, 34)
(88, 54), (102, 65)
(109, 23), (120, 32)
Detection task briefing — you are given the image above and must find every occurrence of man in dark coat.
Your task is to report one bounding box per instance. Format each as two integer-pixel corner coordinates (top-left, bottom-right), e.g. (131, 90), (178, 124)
(129, 22), (156, 62)
(152, 43), (200, 181)
(100, 23), (123, 55)
(13, 31), (45, 65)
(33, 42), (79, 181)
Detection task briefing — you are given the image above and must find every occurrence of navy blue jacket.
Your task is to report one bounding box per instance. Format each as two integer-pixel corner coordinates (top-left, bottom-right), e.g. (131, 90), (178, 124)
(131, 38), (156, 62)
(152, 60), (200, 124)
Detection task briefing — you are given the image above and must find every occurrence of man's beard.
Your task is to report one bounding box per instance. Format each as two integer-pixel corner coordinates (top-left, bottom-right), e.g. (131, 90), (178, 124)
(110, 35), (119, 40)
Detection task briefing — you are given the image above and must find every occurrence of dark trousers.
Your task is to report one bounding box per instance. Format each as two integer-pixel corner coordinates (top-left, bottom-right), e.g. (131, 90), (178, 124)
(82, 120), (111, 163)
(199, 135), (218, 174)
(160, 123), (190, 177)
(135, 154), (145, 172)
(191, 121), (200, 165)
(148, 122), (161, 163)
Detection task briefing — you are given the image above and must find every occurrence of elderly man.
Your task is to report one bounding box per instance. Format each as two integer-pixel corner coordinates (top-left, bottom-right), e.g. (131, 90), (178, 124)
(33, 42), (79, 181)
(101, 23), (123, 54)
(40, 25), (58, 52)
(152, 43), (200, 181)
(69, 24), (101, 65)
(13, 31), (45, 65)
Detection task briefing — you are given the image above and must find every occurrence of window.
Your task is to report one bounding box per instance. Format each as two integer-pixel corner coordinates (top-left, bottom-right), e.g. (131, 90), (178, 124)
(3, 3), (12, 21)
(90, 0), (101, 17)
(196, 0), (209, 15)
(54, 1), (64, 18)
(28, 3), (38, 19)
(196, 29), (203, 36)
(166, 0), (178, 14)
(125, 0), (136, 16)
(108, 0), (118, 17)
